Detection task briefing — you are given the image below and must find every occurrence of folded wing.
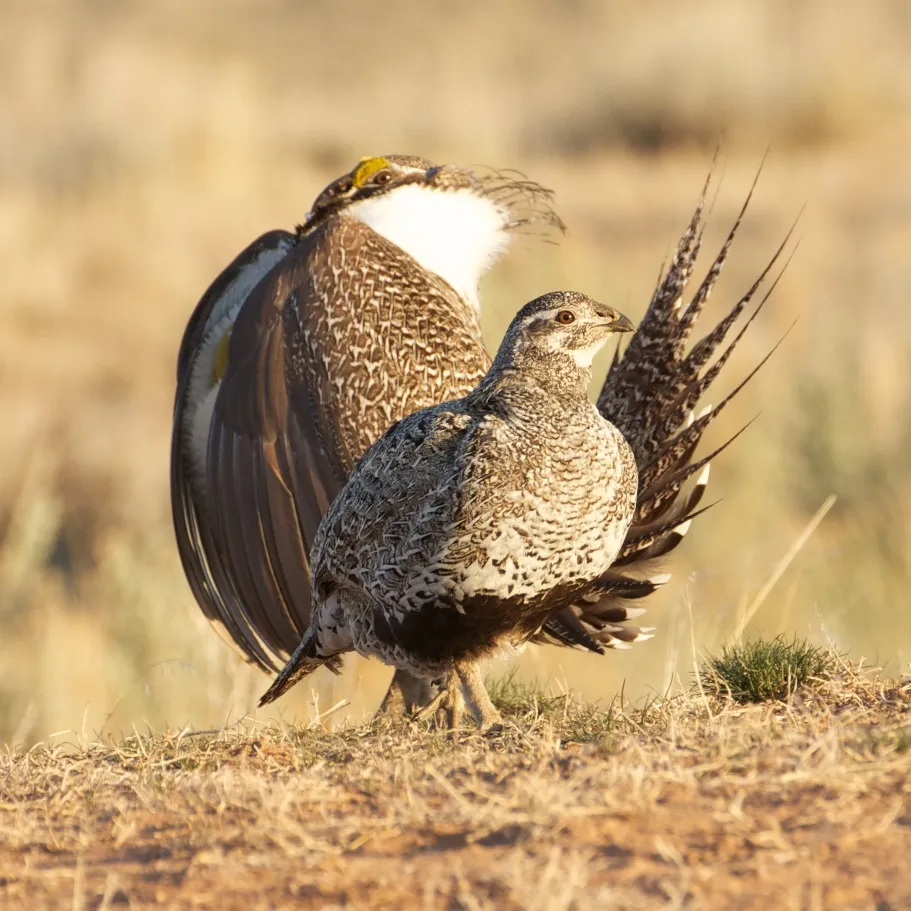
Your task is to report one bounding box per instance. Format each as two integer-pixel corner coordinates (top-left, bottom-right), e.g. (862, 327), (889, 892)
(172, 227), (353, 671)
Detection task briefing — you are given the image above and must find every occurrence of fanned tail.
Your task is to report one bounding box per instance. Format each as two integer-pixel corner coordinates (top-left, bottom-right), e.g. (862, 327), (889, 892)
(572, 165), (794, 647)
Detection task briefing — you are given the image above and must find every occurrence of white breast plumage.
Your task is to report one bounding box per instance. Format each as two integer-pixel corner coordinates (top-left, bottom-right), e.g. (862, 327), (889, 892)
(348, 185), (510, 311)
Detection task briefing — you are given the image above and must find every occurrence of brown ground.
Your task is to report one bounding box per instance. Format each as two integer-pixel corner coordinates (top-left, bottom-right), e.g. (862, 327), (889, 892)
(2, 0), (911, 745)
(1, 4), (911, 907)
(1, 665), (909, 910)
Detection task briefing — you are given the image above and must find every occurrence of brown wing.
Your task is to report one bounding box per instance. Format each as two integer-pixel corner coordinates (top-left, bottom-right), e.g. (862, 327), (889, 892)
(202, 216), (463, 670)
(204, 239), (349, 669)
(174, 231), (296, 387)
(178, 215), (492, 672)
(171, 229), (301, 670)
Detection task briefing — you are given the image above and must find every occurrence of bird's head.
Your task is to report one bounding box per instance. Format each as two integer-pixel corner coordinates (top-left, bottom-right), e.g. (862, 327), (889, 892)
(495, 291), (635, 374)
(303, 155), (437, 229)
(296, 155), (565, 309)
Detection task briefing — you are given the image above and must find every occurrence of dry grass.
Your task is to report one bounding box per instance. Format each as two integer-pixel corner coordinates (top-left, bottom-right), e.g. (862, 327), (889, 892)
(2, 3), (910, 905)
(1, 0), (911, 854)
(1, 659), (909, 909)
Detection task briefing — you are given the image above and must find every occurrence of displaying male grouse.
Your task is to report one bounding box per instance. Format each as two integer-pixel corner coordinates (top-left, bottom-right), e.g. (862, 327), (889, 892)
(171, 155), (561, 712)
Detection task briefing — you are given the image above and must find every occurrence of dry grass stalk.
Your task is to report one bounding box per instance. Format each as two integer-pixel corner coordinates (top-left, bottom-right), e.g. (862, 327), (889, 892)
(0, 660), (908, 908)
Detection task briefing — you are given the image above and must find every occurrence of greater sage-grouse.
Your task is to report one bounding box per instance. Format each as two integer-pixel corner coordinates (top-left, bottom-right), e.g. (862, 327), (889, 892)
(259, 173), (791, 723)
(260, 291), (641, 725)
(177, 157), (787, 718)
(171, 155), (562, 712)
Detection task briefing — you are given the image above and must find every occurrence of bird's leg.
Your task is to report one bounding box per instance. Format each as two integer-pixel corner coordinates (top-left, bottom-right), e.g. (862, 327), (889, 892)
(412, 672), (465, 730)
(377, 669), (437, 718)
(456, 662), (504, 731)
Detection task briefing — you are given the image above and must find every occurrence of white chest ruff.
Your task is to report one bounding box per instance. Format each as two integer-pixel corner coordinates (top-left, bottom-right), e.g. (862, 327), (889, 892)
(349, 185), (510, 310)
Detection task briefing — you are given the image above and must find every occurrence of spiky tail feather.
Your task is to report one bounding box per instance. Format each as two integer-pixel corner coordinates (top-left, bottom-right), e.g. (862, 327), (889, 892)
(568, 164), (795, 647)
(540, 574), (665, 652)
(258, 629), (343, 706)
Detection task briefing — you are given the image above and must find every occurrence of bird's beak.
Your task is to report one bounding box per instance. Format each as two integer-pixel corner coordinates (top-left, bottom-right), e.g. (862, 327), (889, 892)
(608, 313), (635, 333)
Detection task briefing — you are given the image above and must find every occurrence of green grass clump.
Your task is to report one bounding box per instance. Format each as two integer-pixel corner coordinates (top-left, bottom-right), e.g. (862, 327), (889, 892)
(702, 636), (837, 704)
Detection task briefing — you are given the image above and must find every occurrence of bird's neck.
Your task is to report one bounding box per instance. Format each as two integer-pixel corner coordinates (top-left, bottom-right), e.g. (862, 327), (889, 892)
(475, 348), (594, 414)
(348, 185), (510, 310)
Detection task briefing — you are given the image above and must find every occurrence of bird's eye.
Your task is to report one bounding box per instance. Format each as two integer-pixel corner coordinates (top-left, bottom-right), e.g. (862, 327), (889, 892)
(555, 310), (575, 324)
(334, 178), (352, 195)
(372, 169), (392, 185)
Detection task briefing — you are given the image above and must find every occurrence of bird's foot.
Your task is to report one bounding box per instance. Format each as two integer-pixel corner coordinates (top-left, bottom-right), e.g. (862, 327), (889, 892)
(407, 664), (503, 734)
(456, 663), (504, 731)
(411, 673), (465, 731)
(378, 670), (439, 720)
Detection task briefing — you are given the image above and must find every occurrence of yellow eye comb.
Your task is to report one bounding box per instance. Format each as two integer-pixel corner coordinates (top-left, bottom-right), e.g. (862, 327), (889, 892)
(352, 157), (390, 188)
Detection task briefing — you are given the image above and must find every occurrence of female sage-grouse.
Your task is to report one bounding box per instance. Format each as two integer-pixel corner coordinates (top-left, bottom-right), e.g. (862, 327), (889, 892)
(259, 291), (643, 726)
(171, 155), (562, 712)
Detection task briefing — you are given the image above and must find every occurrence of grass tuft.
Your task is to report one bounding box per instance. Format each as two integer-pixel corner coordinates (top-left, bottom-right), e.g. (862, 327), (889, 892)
(701, 635), (837, 703)
(2, 660), (909, 907)
(486, 673), (620, 743)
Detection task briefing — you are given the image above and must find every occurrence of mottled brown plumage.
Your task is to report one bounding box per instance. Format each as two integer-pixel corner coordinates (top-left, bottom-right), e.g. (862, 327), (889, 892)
(171, 156), (562, 689)
(259, 292), (639, 724)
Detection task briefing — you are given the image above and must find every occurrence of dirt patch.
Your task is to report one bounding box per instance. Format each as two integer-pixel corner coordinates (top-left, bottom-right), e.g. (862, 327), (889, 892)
(1, 666), (909, 909)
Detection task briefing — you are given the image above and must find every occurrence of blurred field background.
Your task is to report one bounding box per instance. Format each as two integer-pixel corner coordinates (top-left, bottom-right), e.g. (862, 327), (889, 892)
(1, 0), (910, 746)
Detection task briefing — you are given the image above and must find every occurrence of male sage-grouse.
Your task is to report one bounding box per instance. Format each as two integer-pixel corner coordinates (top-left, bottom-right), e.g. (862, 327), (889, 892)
(171, 155), (563, 713)
(259, 291), (643, 726)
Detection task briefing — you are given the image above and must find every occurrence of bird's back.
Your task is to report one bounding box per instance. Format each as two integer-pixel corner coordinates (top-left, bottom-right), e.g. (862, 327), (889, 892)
(313, 378), (637, 629)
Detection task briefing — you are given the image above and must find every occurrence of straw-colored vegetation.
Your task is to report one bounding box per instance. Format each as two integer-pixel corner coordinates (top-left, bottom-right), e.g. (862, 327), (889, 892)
(1, 1), (910, 905)
(1, 657), (909, 908)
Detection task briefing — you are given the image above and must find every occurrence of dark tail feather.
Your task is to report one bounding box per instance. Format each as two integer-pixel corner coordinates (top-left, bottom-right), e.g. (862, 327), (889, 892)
(258, 629), (343, 707)
(597, 170), (717, 453)
(581, 570), (669, 601)
(542, 609), (606, 654)
(636, 418), (755, 525)
(616, 502), (718, 565)
(548, 165), (791, 661)
(637, 321), (792, 500)
(537, 569), (665, 651)
(675, 161), (765, 340)
(644, 237), (798, 462)
(597, 176), (713, 448)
